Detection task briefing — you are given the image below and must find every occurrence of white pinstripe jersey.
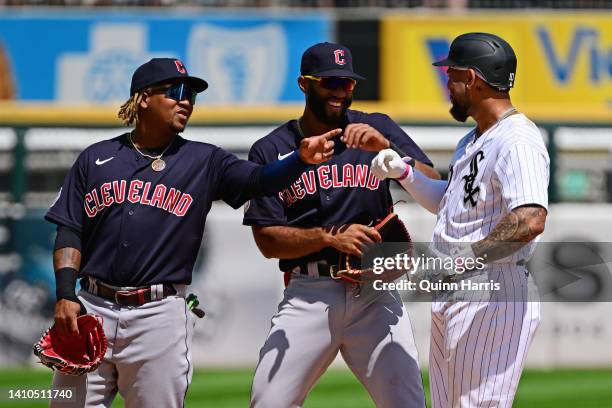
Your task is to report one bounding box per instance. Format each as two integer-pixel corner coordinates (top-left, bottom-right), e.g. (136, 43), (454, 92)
(432, 113), (549, 263)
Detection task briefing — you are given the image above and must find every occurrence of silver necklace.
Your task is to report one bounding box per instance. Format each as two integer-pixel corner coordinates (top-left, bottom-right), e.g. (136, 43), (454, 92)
(128, 132), (174, 172)
(497, 106), (518, 122)
(475, 107), (518, 139)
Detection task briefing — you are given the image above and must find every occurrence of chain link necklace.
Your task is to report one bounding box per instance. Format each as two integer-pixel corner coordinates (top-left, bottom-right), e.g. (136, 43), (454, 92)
(474, 107), (518, 140)
(128, 131), (175, 172)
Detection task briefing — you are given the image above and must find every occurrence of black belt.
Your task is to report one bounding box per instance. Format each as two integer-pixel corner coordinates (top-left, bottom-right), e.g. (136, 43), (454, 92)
(286, 262), (334, 277)
(81, 277), (176, 306)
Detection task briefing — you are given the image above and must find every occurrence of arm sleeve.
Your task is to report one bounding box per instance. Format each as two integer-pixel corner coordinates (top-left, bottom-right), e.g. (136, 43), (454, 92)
(494, 143), (550, 211)
(212, 147), (309, 210)
(44, 152), (88, 232)
(376, 113), (434, 167)
(54, 225), (82, 252)
(242, 144), (287, 226)
(398, 169), (447, 214)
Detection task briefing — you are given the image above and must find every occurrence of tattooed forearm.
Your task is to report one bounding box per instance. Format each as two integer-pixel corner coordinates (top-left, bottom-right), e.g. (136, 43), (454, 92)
(53, 248), (81, 270)
(472, 205), (547, 262)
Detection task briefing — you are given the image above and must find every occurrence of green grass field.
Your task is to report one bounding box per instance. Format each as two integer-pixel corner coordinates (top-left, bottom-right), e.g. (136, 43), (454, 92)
(1, 368), (611, 407)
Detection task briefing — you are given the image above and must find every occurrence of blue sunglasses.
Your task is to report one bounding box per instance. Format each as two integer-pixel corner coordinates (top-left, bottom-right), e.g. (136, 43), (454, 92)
(150, 83), (197, 105)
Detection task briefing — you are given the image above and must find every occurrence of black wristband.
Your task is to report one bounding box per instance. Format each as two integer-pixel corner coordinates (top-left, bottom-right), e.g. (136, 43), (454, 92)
(55, 267), (78, 302)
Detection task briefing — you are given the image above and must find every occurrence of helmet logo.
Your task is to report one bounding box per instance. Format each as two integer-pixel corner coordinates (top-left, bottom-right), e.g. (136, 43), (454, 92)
(508, 72), (515, 87)
(334, 49), (346, 66)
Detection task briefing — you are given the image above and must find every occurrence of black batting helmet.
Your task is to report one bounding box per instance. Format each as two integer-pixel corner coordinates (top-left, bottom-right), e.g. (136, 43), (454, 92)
(433, 32), (516, 91)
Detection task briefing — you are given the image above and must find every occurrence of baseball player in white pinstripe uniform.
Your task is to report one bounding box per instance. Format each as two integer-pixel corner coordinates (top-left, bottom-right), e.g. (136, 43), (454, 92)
(371, 33), (549, 407)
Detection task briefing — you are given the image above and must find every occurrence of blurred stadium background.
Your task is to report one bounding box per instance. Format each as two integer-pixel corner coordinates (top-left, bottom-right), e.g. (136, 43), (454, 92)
(0, 0), (611, 406)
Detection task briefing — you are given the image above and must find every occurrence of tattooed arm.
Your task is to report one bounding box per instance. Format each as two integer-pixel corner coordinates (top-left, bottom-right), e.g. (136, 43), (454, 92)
(471, 205), (547, 263)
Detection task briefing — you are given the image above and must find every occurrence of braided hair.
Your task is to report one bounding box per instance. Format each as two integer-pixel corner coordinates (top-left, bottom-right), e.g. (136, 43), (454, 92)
(117, 92), (145, 126)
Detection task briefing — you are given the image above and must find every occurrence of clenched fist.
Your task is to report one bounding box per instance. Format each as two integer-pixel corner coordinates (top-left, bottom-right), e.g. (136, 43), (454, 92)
(371, 149), (413, 180)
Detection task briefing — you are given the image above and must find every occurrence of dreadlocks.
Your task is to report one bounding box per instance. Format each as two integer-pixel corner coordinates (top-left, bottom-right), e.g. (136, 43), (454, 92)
(117, 92), (144, 126)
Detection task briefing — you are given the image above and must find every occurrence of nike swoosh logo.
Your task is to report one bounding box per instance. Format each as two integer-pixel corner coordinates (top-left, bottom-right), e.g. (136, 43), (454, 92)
(95, 157), (114, 165)
(277, 151), (294, 160)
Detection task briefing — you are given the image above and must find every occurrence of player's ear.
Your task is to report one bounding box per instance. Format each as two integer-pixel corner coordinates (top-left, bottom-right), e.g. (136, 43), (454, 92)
(466, 69), (477, 89)
(140, 91), (150, 109)
(298, 76), (307, 94)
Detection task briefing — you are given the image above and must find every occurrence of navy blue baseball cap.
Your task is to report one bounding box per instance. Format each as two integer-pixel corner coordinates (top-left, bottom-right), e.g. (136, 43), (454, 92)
(300, 42), (365, 80)
(130, 58), (208, 96)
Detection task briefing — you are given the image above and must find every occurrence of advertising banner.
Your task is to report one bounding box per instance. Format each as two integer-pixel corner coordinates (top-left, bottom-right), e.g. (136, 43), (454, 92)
(0, 11), (330, 104)
(381, 13), (611, 121)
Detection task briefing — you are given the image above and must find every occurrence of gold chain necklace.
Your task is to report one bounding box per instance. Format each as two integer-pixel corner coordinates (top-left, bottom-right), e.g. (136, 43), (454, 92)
(128, 132), (175, 172)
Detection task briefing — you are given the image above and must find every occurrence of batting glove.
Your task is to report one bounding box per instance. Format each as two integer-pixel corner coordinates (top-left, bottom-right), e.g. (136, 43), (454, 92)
(371, 149), (414, 181)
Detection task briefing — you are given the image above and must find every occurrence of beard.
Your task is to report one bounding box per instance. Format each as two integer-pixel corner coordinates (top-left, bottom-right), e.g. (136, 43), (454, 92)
(306, 86), (352, 125)
(449, 98), (469, 122)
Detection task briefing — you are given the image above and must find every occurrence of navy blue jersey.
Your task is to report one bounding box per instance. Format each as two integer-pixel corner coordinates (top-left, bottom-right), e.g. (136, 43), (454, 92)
(243, 109), (433, 271)
(46, 133), (258, 286)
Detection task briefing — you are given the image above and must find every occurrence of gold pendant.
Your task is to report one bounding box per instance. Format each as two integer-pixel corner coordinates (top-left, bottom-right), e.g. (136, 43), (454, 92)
(151, 158), (166, 172)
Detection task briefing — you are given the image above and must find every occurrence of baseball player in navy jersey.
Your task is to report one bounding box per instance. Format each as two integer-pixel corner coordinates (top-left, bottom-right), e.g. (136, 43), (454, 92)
(45, 57), (339, 408)
(243, 42), (440, 408)
(372, 33), (549, 407)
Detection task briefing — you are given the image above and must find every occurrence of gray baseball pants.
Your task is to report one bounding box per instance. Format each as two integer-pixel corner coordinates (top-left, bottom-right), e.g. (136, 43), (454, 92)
(250, 275), (425, 408)
(50, 287), (195, 408)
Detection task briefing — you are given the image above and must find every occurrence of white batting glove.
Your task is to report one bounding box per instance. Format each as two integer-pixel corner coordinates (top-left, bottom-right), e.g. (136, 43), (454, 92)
(371, 149), (413, 181)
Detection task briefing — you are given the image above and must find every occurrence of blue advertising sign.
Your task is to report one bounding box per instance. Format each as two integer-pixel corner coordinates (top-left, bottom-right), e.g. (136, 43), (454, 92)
(0, 11), (331, 103)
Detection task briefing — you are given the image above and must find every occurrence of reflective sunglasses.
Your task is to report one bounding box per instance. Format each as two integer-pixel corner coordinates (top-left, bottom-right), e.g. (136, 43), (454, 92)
(303, 75), (357, 92)
(149, 83), (197, 105)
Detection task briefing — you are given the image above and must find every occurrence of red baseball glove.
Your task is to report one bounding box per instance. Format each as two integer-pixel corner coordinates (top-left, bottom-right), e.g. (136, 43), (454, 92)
(33, 314), (107, 376)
